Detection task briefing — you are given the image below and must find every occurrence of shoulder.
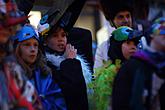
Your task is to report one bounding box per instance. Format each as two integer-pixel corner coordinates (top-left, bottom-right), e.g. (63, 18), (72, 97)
(61, 58), (81, 66)
(97, 40), (110, 50)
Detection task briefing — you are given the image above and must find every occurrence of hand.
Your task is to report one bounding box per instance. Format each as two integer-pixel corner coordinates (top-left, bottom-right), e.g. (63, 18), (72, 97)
(65, 44), (77, 59)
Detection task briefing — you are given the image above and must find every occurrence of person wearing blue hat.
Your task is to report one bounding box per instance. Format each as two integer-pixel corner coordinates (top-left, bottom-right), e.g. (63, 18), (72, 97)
(14, 25), (67, 110)
(112, 17), (165, 110)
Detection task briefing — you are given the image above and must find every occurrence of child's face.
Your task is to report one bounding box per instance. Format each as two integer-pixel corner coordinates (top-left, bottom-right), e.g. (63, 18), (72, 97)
(0, 28), (11, 44)
(121, 40), (137, 60)
(19, 38), (39, 65)
(47, 28), (67, 52)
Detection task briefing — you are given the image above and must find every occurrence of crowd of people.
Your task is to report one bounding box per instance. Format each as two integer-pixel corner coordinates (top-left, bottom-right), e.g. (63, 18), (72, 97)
(0, 0), (165, 110)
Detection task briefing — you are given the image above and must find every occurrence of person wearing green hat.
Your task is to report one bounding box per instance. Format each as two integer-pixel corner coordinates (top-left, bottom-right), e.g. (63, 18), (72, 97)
(112, 17), (165, 110)
(94, 0), (134, 69)
(92, 26), (142, 110)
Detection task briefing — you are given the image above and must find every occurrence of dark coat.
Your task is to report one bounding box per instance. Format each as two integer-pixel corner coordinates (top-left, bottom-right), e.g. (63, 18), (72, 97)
(112, 50), (164, 110)
(47, 58), (89, 110)
(67, 27), (94, 73)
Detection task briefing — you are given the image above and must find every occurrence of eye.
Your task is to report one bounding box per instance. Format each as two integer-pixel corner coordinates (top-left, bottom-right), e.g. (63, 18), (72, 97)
(22, 43), (30, 46)
(62, 33), (66, 37)
(117, 15), (124, 19)
(53, 34), (58, 37)
(34, 43), (38, 47)
(126, 14), (130, 18)
(125, 41), (132, 44)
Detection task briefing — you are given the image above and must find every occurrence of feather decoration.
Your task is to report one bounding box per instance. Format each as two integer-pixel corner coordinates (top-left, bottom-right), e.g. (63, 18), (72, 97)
(89, 59), (121, 110)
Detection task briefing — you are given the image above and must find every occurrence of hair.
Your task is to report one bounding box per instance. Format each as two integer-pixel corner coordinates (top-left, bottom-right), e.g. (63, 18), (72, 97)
(99, 0), (133, 23)
(44, 26), (67, 47)
(108, 37), (126, 64)
(47, 26), (68, 38)
(15, 43), (51, 78)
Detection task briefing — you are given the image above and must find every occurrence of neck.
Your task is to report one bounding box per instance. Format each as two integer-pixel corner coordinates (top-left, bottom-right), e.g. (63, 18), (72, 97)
(45, 46), (64, 56)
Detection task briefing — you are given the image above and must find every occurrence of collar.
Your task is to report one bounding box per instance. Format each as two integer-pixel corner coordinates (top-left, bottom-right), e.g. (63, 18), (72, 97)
(45, 46), (64, 56)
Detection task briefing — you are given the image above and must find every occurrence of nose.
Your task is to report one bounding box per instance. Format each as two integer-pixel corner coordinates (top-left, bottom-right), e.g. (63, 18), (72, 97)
(129, 42), (137, 50)
(30, 46), (36, 52)
(57, 36), (64, 42)
(124, 16), (129, 22)
(131, 45), (137, 51)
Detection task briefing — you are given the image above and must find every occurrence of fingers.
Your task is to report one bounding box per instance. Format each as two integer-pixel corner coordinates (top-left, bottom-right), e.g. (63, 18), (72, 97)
(65, 44), (77, 59)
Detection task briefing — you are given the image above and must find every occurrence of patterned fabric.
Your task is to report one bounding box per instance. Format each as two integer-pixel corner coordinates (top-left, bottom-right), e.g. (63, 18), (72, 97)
(0, 55), (42, 110)
(0, 69), (9, 110)
(0, 0), (28, 28)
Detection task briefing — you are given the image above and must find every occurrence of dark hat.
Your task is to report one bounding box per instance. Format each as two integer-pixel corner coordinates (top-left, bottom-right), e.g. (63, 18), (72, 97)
(0, 0), (28, 29)
(15, 0), (35, 15)
(38, 0), (86, 38)
(99, 0), (133, 21)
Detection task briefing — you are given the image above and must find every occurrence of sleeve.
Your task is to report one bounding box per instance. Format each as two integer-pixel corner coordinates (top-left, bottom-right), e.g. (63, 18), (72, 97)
(94, 40), (109, 69)
(59, 58), (89, 110)
(38, 73), (67, 110)
(112, 61), (133, 110)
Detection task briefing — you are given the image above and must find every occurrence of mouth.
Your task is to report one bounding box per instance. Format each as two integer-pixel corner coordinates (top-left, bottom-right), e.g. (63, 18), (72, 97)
(29, 55), (36, 59)
(58, 44), (65, 49)
(129, 51), (136, 55)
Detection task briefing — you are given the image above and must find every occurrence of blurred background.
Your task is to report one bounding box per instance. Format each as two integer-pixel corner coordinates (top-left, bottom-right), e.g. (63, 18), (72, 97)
(28, 0), (165, 56)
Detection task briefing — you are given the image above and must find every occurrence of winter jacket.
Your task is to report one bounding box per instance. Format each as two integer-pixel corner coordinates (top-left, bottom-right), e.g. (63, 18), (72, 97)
(112, 50), (165, 110)
(45, 50), (89, 110)
(30, 67), (67, 110)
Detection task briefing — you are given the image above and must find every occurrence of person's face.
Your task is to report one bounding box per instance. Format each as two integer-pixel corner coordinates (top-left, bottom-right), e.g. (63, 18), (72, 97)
(152, 34), (165, 52)
(122, 40), (137, 60)
(47, 28), (67, 52)
(0, 28), (11, 44)
(113, 11), (132, 28)
(19, 38), (39, 65)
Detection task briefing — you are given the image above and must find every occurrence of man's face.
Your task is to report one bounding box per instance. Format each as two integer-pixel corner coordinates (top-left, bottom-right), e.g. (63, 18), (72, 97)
(113, 11), (132, 28)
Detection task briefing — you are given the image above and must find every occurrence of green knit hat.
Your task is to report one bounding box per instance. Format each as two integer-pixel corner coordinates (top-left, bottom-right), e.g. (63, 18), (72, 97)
(112, 26), (142, 42)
